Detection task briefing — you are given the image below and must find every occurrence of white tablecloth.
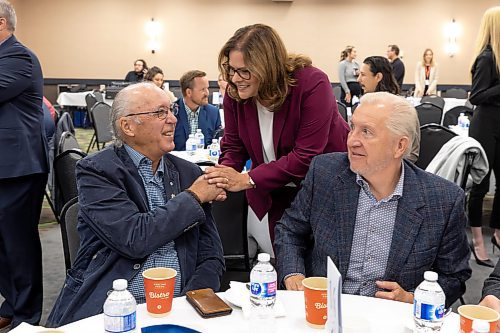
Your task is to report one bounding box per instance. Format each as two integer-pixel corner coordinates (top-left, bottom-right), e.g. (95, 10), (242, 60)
(9, 291), (459, 333)
(56, 91), (113, 107)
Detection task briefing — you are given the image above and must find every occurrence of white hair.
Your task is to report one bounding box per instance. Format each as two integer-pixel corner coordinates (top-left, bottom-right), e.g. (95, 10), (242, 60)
(0, 0), (16, 32)
(110, 82), (161, 147)
(359, 92), (420, 158)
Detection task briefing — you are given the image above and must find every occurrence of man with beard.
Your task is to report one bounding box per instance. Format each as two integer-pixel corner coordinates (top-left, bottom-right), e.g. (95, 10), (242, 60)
(173, 70), (221, 150)
(275, 92), (471, 308)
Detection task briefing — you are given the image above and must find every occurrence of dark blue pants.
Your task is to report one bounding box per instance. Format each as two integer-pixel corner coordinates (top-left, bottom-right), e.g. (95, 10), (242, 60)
(0, 173), (47, 327)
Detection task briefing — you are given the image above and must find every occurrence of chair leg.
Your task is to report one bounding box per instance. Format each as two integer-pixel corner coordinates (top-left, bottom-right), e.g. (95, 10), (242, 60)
(460, 296), (466, 305)
(86, 133), (96, 153)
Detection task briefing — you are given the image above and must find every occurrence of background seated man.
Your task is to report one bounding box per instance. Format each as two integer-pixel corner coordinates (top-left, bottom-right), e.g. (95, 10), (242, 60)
(47, 83), (225, 326)
(124, 58), (148, 82)
(275, 92), (471, 307)
(479, 260), (500, 332)
(174, 70), (221, 151)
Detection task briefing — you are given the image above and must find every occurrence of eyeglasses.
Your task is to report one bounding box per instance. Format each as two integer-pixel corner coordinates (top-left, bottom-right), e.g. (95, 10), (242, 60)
(124, 104), (179, 120)
(223, 63), (252, 80)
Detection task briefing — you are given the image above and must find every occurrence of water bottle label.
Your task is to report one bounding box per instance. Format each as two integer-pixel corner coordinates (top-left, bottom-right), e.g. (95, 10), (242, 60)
(209, 149), (219, 157)
(104, 311), (136, 332)
(250, 281), (276, 298)
(413, 301), (444, 321)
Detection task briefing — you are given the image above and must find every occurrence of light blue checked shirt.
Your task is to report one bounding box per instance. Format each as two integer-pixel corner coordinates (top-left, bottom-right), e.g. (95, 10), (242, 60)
(183, 98), (200, 135)
(124, 145), (182, 304)
(343, 165), (404, 297)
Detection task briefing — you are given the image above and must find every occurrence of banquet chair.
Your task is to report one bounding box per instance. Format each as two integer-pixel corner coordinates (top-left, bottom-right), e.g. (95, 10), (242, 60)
(415, 103), (443, 126)
(54, 112), (75, 157)
(211, 191), (251, 290)
(333, 86), (342, 101)
(59, 197), (80, 270)
(336, 101), (348, 122)
(87, 102), (113, 152)
(53, 148), (86, 218)
(415, 124), (456, 170)
(351, 102), (359, 114)
(58, 131), (80, 154)
(442, 106), (474, 127)
(420, 95), (445, 110)
(441, 88), (468, 99)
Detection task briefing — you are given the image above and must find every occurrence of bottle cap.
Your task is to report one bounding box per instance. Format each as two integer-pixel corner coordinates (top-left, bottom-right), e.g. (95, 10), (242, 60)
(424, 271), (438, 281)
(472, 319), (490, 332)
(113, 279), (128, 291)
(212, 139), (217, 143)
(258, 253), (271, 262)
(197, 129), (201, 132)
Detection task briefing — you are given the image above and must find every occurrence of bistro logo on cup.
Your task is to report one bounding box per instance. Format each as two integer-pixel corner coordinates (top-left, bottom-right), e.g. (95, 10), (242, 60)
(149, 291), (170, 299)
(315, 302), (327, 310)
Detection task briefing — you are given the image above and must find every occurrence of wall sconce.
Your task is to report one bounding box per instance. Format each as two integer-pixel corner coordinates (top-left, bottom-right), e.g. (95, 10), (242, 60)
(444, 19), (460, 57)
(145, 18), (161, 54)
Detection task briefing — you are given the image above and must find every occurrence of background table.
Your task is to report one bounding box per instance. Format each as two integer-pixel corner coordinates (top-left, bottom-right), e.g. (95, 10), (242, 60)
(56, 91), (113, 107)
(53, 291), (460, 333)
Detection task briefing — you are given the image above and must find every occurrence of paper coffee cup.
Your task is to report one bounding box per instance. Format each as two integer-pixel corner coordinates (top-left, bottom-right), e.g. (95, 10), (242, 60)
(302, 277), (328, 329)
(458, 304), (499, 333)
(143, 267), (177, 317)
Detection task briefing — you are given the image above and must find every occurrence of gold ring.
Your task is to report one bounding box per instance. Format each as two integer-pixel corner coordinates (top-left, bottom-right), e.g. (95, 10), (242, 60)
(225, 178), (229, 183)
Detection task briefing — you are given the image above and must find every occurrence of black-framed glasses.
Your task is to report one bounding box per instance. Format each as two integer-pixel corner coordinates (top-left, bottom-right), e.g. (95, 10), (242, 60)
(124, 104), (179, 120)
(223, 63), (252, 80)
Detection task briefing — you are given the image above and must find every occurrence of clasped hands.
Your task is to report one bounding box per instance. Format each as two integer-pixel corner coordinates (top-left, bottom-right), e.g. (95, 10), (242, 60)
(285, 274), (414, 303)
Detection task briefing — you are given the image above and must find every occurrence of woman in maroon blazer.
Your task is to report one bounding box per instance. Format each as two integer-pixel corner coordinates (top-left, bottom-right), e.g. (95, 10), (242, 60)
(205, 24), (349, 254)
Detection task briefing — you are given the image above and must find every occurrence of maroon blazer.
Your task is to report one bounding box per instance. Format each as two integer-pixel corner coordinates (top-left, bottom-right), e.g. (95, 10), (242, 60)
(219, 66), (350, 227)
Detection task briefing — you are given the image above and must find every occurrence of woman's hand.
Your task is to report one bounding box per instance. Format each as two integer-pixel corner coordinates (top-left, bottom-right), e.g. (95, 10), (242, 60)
(345, 92), (352, 104)
(205, 165), (253, 192)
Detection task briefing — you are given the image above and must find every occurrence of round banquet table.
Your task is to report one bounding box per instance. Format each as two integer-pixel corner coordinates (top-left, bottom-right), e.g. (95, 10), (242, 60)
(55, 291), (459, 333)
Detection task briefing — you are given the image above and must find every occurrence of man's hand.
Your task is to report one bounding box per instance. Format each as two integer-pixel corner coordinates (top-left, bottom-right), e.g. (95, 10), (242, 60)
(375, 281), (414, 304)
(479, 295), (500, 333)
(204, 165), (252, 192)
(284, 274), (305, 291)
(187, 175), (226, 203)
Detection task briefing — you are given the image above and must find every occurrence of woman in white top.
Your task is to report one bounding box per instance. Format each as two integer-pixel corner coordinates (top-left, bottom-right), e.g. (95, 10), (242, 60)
(414, 49), (439, 97)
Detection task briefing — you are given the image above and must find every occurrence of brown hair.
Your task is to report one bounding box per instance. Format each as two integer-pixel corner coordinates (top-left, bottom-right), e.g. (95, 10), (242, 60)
(218, 23), (311, 111)
(180, 70), (206, 96)
(340, 46), (355, 61)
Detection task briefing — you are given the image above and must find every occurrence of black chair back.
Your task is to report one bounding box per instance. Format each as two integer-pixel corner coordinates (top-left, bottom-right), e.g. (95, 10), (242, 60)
(442, 106), (474, 127)
(421, 95), (445, 110)
(416, 102), (443, 126)
(53, 148), (86, 216)
(351, 102), (359, 114)
(59, 197), (80, 270)
(85, 93), (98, 111)
(415, 124), (456, 169)
(89, 102), (113, 148)
(441, 88), (468, 99)
(58, 131), (80, 154)
(54, 112), (75, 157)
(337, 101), (348, 122)
(211, 191), (250, 272)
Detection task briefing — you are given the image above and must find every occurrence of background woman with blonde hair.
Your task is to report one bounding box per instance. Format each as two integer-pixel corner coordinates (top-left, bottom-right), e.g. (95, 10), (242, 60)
(205, 24), (349, 257)
(468, 6), (500, 268)
(338, 45), (362, 106)
(414, 48), (439, 97)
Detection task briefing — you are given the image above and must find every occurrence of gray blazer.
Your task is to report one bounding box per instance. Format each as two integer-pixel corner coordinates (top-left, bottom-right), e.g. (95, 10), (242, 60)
(275, 153), (471, 306)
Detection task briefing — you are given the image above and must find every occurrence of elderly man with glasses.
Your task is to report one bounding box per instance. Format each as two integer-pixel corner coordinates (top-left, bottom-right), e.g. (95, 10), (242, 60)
(47, 82), (225, 327)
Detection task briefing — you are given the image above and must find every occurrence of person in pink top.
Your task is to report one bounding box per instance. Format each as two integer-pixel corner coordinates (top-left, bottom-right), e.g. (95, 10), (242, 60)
(204, 24), (349, 256)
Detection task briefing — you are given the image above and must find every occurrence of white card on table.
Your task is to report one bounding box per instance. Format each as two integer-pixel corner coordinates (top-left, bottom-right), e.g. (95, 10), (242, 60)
(326, 256), (342, 333)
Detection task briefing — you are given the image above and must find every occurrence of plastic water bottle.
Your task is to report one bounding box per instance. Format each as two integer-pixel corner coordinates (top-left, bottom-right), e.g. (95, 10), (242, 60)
(103, 279), (136, 333)
(209, 139), (220, 163)
(195, 129), (205, 149)
(413, 271), (446, 332)
(458, 113), (467, 128)
(471, 319), (490, 333)
(250, 253), (277, 318)
(186, 134), (197, 156)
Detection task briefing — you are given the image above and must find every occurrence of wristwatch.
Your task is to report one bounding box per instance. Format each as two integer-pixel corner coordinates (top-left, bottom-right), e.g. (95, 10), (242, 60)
(248, 175), (256, 189)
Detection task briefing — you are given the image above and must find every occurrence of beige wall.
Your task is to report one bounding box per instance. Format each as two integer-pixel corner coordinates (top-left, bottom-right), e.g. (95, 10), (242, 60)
(11, 0), (499, 84)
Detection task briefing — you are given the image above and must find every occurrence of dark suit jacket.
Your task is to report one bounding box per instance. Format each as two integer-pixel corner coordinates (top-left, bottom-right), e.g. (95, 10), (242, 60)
(391, 58), (405, 89)
(47, 145), (224, 326)
(0, 35), (48, 178)
(482, 260), (500, 300)
(173, 98), (221, 151)
(275, 153), (471, 306)
(219, 66), (350, 222)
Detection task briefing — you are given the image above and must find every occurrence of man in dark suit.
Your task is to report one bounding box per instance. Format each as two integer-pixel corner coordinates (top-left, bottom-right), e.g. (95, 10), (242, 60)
(173, 70), (221, 151)
(0, 1), (48, 329)
(275, 92), (471, 307)
(47, 82), (225, 326)
(387, 44), (405, 90)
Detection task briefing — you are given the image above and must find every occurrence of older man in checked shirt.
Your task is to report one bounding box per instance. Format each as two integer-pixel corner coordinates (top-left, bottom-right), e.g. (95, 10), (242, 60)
(275, 92), (471, 307)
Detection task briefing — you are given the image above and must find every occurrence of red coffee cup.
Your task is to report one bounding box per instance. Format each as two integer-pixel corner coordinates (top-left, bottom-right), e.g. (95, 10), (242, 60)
(458, 304), (499, 333)
(302, 277), (328, 329)
(142, 267), (177, 317)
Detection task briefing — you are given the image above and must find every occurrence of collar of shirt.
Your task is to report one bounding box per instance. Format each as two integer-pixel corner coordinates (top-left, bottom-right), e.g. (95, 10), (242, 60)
(124, 144), (165, 181)
(183, 98), (200, 115)
(355, 163), (404, 204)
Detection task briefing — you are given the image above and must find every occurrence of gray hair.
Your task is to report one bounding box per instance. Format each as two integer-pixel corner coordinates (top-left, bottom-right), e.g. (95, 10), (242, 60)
(110, 82), (159, 147)
(359, 92), (420, 158)
(0, 0), (16, 32)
